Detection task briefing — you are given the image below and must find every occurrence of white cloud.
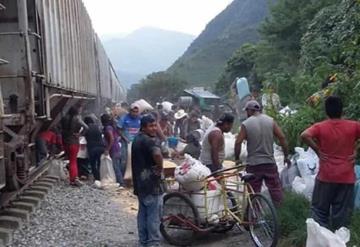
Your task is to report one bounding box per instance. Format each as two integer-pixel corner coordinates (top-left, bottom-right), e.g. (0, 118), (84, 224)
(82, 0), (233, 35)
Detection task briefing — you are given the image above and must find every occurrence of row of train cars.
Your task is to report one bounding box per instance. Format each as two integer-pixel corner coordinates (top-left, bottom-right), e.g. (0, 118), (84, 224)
(0, 0), (126, 194)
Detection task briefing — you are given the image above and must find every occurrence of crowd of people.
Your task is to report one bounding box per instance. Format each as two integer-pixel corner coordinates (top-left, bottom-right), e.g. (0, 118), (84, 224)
(35, 95), (360, 246)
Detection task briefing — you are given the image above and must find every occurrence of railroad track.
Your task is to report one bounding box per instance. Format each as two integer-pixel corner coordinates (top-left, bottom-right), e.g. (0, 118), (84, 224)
(0, 161), (60, 245)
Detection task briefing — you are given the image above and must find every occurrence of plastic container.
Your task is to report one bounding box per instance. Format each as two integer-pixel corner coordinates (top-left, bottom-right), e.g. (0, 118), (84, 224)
(167, 136), (179, 149)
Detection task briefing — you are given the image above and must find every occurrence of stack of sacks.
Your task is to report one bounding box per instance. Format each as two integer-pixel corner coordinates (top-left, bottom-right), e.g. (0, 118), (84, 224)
(289, 147), (319, 200)
(174, 155), (224, 223)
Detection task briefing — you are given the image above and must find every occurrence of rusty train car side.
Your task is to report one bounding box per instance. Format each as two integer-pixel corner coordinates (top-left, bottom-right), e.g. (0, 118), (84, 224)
(0, 0), (126, 191)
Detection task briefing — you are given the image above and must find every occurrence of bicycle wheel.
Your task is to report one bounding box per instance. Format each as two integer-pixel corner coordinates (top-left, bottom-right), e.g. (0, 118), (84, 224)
(212, 191), (238, 233)
(160, 192), (200, 246)
(247, 194), (279, 247)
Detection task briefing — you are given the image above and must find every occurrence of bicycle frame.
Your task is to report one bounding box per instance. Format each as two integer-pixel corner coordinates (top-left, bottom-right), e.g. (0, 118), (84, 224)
(165, 165), (257, 228)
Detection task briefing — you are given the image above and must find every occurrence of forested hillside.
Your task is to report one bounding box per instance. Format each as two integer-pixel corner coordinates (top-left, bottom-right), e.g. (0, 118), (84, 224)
(216, 0), (360, 156)
(167, 0), (274, 87)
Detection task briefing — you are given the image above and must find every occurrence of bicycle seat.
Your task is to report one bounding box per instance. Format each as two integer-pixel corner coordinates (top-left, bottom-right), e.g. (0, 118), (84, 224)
(241, 173), (256, 183)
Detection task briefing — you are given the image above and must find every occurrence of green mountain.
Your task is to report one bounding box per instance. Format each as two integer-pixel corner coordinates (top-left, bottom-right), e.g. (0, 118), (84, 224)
(167, 0), (274, 87)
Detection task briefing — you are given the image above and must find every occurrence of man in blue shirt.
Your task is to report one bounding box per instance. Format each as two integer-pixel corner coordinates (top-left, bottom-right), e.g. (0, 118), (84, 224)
(118, 103), (141, 143)
(117, 103), (142, 182)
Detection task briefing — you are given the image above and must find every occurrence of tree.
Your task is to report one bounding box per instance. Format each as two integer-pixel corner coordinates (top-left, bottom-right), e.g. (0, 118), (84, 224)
(127, 72), (188, 105)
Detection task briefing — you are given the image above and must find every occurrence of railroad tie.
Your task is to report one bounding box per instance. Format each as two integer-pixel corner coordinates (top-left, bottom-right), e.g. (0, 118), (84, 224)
(17, 196), (41, 208)
(0, 227), (13, 246)
(22, 190), (47, 200)
(0, 208), (29, 222)
(10, 201), (35, 213)
(29, 185), (51, 193)
(0, 216), (22, 229)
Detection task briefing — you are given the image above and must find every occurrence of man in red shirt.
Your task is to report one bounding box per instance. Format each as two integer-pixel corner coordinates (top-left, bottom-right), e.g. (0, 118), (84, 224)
(301, 96), (360, 229)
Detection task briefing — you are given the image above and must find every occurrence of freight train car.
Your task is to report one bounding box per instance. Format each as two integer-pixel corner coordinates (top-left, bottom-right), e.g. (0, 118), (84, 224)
(0, 0), (126, 193)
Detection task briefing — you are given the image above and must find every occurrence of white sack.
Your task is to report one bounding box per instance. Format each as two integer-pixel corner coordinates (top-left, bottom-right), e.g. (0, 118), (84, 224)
(224, 133), (236, 159)
(100, 154), (117, 188)
(47, 159), (68, 180)
(77, 136), (88, 159)
(306, 218), (350, 247)
(292, 175), (316, 200)
(134, 99), (153, 113)
(161, 101), (173, 113)
(280, 164), (300, 189)
(124, 143), (133, 181)
(200, 116), (214, 131)
(191, 189), (224, 222)
(224, 133), (247, 161)
(274, 144), (285, 173)
(175, 155), (211, 192)
(295, 147), (319, 177)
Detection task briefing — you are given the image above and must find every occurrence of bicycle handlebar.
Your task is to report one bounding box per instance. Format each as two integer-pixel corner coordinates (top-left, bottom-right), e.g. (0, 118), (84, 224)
(206, 164), (246, 178)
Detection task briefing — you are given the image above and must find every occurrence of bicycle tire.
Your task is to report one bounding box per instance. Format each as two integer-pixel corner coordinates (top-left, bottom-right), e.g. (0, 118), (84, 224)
(160, 192), (200, 246)
(212, 191), (238, 233)
(247, 194), (279, 247)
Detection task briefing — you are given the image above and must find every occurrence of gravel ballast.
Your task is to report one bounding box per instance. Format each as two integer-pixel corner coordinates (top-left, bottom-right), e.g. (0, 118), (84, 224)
(9, 182), (253, 247)
(9, 183), (138, 247)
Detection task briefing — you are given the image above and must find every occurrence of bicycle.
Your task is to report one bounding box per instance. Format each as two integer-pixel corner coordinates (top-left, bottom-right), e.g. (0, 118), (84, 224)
(160, 165), (279, 246)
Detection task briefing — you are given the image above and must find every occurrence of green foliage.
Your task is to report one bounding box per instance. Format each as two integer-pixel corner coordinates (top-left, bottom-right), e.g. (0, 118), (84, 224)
(278, 191), (360, 246)
(168, 0), (271, 86)
(278, 191), (310, 247)
(127, 72), (188, 105)
(350, 210), (360, 246)
(277, 105), (325, 152)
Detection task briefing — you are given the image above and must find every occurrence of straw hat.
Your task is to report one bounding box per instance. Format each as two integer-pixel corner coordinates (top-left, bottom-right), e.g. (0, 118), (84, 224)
(174, 109), (187, 119)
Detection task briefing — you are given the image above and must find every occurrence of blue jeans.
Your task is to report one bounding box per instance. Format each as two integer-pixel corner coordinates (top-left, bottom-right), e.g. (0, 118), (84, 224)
(137, 194), (162, 247)
(112, 157), (125, 186)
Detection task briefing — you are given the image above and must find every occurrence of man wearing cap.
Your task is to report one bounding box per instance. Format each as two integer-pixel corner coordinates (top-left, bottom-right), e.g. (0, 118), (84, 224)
(132, 115), (164, 247)
(200, 113), (235, 172)
(235, 100), (290, 207)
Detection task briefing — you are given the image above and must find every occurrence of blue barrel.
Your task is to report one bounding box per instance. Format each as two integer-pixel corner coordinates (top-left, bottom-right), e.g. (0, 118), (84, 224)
(236, 77), (251, 100)
(167, 137), (179, 149)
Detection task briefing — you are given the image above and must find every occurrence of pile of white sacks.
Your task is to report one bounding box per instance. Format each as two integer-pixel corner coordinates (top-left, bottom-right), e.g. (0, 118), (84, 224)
(281, 147), (319, 200)
(174, 155), (224, 223)
(223, 132), (320, 200)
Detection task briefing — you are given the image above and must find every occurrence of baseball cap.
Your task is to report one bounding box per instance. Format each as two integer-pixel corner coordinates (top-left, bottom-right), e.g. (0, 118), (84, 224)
(243, 100), (261, 111)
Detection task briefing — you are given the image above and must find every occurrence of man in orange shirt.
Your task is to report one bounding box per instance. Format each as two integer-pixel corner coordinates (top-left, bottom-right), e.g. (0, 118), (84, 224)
(301, 96), (360, 229)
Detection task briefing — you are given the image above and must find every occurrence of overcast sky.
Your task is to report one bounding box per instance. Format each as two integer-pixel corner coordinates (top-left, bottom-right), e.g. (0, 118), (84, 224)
(82, 0), (233, 36)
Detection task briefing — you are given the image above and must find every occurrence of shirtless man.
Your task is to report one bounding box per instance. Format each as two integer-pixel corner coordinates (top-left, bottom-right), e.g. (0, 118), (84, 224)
(200, 113), (235, 172)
